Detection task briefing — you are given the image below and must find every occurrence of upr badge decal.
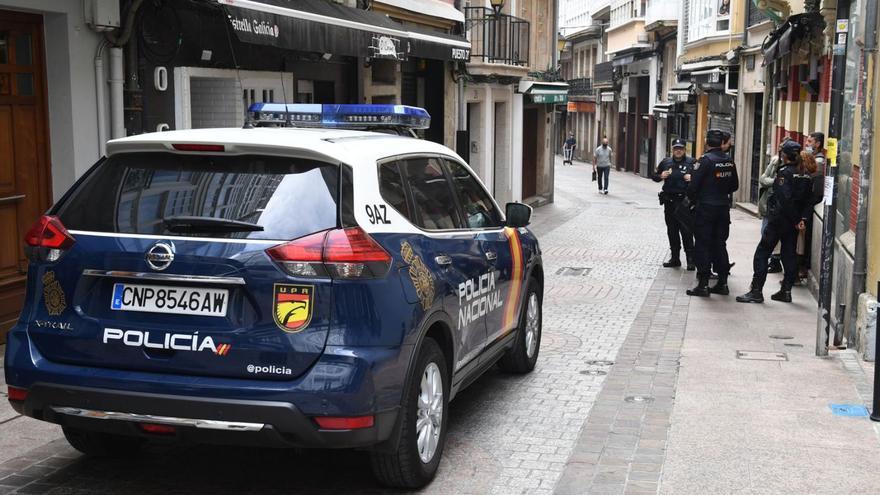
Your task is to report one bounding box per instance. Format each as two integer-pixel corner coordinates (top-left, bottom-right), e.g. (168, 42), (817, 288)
(401, 241), (435, 311)
(273, 284), (314, 333)
(42, 271), (67, 316)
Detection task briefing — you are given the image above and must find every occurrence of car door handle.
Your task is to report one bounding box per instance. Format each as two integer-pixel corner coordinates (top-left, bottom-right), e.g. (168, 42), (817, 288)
(485, 251), (497, 261)
(435, 255), (452, 266)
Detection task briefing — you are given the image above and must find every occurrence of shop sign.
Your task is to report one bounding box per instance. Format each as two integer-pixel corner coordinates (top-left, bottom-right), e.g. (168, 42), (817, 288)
(567, 102), (595, 113)
(371, 35), (404, 60)
(531, 94), (567, 104)
(451, 48), (470, 61)
(600, 92), (615, 102)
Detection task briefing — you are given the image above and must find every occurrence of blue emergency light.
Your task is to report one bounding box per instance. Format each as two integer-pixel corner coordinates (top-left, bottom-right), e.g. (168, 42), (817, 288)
(248, 103), (431, 130)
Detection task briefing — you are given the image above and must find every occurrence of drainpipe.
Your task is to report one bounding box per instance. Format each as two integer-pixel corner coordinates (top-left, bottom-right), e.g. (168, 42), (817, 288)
(109, 47), (126, 139)
(549, 0), (558, 204)
(94, 39), (108, 155)
(816, 0), (852, 356)
(849, 0), (878, 347)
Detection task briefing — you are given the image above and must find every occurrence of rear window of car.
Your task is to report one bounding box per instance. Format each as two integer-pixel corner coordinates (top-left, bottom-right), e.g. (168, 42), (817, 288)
(54, 152), (339, 241)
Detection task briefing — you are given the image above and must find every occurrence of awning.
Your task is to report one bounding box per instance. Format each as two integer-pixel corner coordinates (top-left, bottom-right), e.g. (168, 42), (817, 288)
(374, 0), (464, 23)
(652, 102), (674, 116)
(519, 81), (569, 104)
(219, 0), (471, 62)
(762, 13), (824, 66)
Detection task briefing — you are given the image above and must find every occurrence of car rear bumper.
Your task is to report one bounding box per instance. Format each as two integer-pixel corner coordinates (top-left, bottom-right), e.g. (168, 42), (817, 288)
(10, 382), (399, 449)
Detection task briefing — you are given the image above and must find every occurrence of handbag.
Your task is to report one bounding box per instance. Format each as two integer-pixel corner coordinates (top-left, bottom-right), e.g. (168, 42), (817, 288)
(591, 170), (597, 182)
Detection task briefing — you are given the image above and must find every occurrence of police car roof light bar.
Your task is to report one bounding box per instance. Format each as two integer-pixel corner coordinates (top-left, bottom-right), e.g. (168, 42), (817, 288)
(247, 103), (431, 130)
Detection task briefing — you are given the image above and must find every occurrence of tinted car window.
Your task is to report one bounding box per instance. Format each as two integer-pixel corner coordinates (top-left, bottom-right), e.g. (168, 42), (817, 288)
(446, 160), (502, 229)
(400, 157), (462, 230)
(54, 153), (339, 240)
(378, 161), (413, 223)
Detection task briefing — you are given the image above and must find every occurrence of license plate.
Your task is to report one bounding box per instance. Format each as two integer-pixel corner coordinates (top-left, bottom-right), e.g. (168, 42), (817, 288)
(111, 283), (228, 317)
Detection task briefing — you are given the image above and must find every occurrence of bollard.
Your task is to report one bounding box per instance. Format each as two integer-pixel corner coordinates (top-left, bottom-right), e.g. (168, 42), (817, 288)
(871, 281), (880, 422)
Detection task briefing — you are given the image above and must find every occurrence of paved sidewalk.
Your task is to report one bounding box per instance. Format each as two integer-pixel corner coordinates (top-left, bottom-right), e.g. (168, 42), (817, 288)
(554, 165), (880, 494)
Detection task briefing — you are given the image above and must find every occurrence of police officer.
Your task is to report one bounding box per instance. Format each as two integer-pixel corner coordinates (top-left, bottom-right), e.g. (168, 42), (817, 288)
(737, 141), (816, 303)
(653, 138), (695, 270)
(685, 129), (739, 297)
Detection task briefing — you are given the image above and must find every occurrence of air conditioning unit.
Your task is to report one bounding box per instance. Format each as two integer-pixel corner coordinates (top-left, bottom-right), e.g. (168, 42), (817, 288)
(637, 33), (649, 44)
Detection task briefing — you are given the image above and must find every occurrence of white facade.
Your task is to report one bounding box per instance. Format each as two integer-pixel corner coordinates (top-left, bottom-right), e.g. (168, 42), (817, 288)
(560, 0), (593, 36)
(0, 0), (106, 199)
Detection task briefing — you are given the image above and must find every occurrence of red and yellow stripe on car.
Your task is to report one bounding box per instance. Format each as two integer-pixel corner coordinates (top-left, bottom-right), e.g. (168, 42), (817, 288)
(502, 227), (524, 332)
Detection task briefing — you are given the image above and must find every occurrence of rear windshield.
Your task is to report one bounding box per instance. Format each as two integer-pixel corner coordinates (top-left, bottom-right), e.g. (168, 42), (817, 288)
(54, 153), (339, 240)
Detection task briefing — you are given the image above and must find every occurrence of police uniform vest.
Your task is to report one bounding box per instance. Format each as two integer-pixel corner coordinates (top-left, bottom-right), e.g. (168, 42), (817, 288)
(687, 149), (739, 206)
(767, 164), (814, 223)
(655, 156), (695, 195)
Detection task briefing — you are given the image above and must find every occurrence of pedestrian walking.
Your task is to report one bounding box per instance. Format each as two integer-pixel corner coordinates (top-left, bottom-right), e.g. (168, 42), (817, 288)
(685, 129), (739, 297)
(653, 138), (696, 270)
(593, 137), (613, 195)
(563, 132), (577, 165)
(737, 141), (818, 303)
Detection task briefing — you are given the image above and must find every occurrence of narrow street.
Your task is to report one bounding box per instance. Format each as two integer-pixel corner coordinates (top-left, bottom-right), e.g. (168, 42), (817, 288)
(2, 159), (879, 494)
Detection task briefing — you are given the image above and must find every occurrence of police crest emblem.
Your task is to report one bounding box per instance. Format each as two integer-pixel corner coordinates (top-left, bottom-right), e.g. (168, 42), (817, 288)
(273, 284), (314, 333)
(401, 241), (434, 311)
(42, 271), (67, 316)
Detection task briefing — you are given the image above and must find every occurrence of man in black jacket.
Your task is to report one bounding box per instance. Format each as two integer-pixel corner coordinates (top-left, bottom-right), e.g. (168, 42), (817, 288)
(653, 138), (696, 270)
(685, 129), (739, 297)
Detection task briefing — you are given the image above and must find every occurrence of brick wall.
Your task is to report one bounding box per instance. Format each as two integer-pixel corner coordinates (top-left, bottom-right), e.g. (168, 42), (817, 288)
(190, 77), (243, 129)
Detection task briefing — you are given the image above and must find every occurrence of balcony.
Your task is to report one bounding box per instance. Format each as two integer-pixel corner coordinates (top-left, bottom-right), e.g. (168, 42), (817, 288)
(609, 0), (645, 30)
(568, 78), (595, 98)
(645, 0), (680, 30)
(464, 7), (530, 67)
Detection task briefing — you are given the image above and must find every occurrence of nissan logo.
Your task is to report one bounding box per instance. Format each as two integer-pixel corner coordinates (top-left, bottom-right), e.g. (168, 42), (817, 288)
(146, 242), (175, 271)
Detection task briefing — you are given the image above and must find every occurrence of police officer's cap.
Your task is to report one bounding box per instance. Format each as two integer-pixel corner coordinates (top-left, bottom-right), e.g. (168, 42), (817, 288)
(780, 140), (802, 158)
(671, 138), (686, 149)
(706, 128), (725, 146)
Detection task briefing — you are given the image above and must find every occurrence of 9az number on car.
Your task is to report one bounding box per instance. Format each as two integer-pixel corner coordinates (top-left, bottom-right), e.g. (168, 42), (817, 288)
(365, 204), (391, 225)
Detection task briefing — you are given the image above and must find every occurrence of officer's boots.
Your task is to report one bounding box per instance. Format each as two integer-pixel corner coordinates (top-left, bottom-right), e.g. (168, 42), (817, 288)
(686, 275), (710, 297)
(767, 255), (783, 274)
(771, 283), (793, 303)
(709, 275), (729, 295)
(663, 256), (682, 268)
(685, 252), (695, 271)
(736, 279), (765, 303)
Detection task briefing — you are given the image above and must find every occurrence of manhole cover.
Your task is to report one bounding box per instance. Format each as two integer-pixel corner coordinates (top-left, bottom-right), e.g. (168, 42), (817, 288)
(784, 343), (804, 348)
(580, 370), (608, 376)
(625, 395), (655, 403)
(769, 335), (794, 340)
(556, 267), (592, 277)
(585, 360), (614, 366)
(736, 350), (788, 361)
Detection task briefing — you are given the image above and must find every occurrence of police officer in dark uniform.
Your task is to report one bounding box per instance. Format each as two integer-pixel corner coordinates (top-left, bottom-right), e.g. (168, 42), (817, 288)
(653, 138), (695, 270)
(737, 141), (815, 303)
(685, 129), (739, 297)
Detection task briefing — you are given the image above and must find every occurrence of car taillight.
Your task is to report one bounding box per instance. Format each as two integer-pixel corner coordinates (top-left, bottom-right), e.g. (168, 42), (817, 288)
(24, 215), (75, 262)
(139, 423), (177, 435)
(171, 143), (225, 152)
(7, 386), (27, 402)
(313, 415), (374, 430)
(267, 227), (391, 280)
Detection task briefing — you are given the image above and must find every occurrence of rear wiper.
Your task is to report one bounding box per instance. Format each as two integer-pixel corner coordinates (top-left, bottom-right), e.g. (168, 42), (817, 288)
(163, 216), (264, 233)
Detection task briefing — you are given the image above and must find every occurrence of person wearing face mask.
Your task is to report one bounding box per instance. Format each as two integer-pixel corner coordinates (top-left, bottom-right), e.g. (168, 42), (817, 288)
(797, 132), (827, 283)
(653, 138), (696, 270)
(737, 141), (817, 303)
(593, 137), (613, 195)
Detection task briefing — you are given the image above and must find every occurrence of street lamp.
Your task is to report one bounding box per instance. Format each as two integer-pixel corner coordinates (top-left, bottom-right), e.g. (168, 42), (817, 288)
(490, 0), (504, 16)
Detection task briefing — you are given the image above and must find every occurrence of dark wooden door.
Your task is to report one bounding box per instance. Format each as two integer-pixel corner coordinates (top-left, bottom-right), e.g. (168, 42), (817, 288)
(522, 108), (537, 199)
(0, 10), (52, 343)
(749, 93), (764, 202)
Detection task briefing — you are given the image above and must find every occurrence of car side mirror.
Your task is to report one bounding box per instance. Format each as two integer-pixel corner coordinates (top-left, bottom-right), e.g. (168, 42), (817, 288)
(505, 202), (532, 228)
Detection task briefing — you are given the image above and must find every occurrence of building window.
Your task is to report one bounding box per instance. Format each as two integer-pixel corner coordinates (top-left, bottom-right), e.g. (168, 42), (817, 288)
(687, 0), (729, 42)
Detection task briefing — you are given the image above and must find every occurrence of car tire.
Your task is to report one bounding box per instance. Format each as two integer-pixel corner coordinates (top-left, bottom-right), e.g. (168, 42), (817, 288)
(62, 426), (144, 457)
(370, 337), (448, 489)
(498, 279), (542, 374)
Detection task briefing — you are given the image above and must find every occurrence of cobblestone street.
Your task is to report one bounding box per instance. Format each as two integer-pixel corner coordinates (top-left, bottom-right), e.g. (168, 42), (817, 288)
(0, 161), (671, 494)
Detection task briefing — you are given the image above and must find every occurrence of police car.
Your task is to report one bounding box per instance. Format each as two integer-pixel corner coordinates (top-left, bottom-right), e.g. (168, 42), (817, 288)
(4, 104), (543, 488)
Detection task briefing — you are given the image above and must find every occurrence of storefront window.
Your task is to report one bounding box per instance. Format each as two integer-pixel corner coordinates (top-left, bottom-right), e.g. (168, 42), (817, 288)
(837, 0), (867, 234)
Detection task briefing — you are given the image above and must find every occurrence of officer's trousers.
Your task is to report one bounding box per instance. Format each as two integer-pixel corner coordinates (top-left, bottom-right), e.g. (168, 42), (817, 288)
(693, 205), (731, 279)
(751, 218), (798, 289)
(663, 198), (693, 260)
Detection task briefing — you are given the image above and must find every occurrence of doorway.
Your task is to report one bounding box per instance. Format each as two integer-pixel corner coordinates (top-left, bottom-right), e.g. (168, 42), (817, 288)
(749, 93), (764, 202)
(0, 10), (52, 342)
(522, 108), (538, 199)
